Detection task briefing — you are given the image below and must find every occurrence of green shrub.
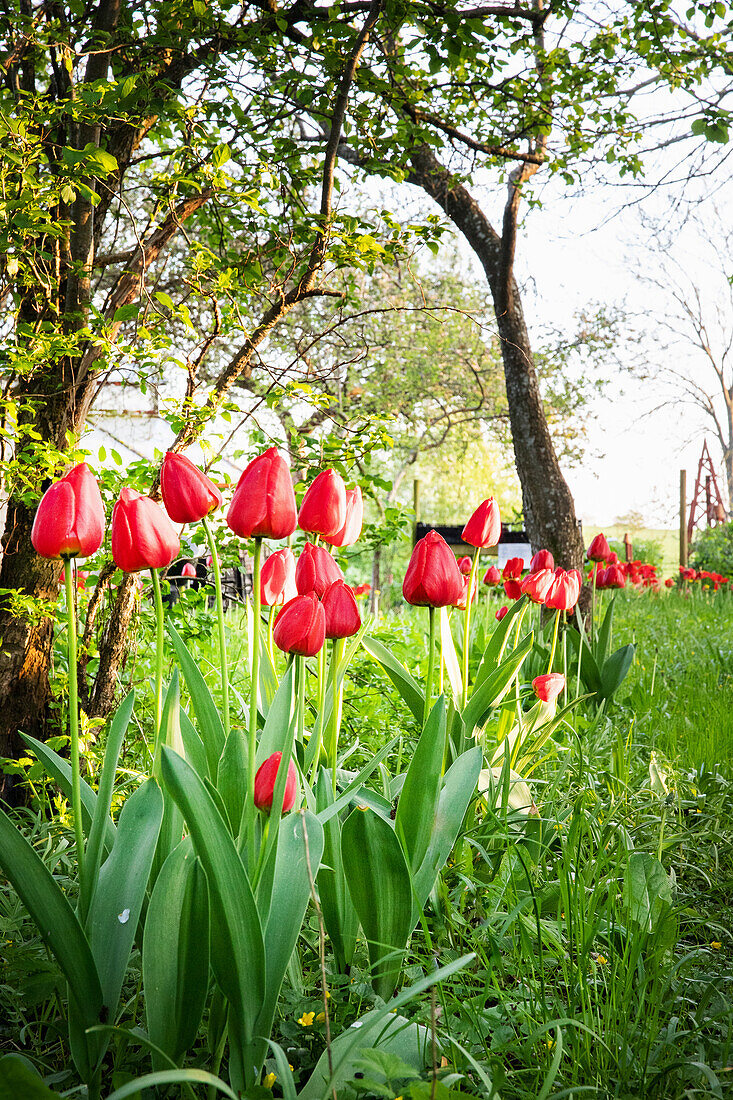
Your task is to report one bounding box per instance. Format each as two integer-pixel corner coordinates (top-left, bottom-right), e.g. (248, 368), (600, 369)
(690, 523), (733, 576)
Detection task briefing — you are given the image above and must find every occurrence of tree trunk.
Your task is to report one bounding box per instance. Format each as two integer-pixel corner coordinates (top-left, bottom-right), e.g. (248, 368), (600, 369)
(407, 147), (586, 574)
(88, 574), (138, 719)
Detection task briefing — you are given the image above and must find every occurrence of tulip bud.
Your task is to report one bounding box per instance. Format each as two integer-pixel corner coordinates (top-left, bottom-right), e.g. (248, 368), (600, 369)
(181, 562), (197, 578)
(483, 565), (501, 586)
(254, 751), (297, 814)
(530, 548), (554, 573)
(227, 447), (297, 540)
(161, 452), (222, 524)
(520, 568), (554, 604)
(32, 463), (105, 560)
(495, 605), (508, 621)
(295, 542), (344, 598)
(403, 530), (463, 608)
(273, 592), (326, 656)
(545, 568), (580, 612)
(261, 547), (297, 607)
(298, 469), (347, 539)
(587, 533), (611, 563)
(457, 555), (472, 575)
(322, 579), (361, 639)
(111, 488), (180, 573)
(532, 673), (565, 703)
(461, 498), (501, 548)
(604, 563), (626, 589)
(323, 486), (363, 548)
(502, 557), (524, 581)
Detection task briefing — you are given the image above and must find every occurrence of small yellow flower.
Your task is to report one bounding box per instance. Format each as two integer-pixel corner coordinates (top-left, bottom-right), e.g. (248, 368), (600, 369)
(298, 1011), (316, 1026)
(316, 1011), (326, 1023)
(711, 941), (722, 950)
(325, 989), (331, 999)
(264, 1072), (277, 1089)
(288, 1064), (294, 1071)
(596, 955), (608, 965)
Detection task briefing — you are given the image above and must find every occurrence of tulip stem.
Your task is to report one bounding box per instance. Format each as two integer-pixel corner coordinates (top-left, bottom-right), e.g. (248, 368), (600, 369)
(296, 654), (306, 748)
(462, 548), (480, 710)
(591, 567), (597, 647)
(267, 605), (275, 662)
(247, 537), (263, 871)
(150, 567), (164, 742)
(424, 605), (436, 726)
(64, 562), (85, 885)
(329, 638), (346, 794)
(547, 608), (561, 674)
(203, 515), (230, 740)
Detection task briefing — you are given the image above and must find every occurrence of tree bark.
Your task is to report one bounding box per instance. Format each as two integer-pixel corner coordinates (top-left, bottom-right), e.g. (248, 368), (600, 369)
(407, 147), (586, 574)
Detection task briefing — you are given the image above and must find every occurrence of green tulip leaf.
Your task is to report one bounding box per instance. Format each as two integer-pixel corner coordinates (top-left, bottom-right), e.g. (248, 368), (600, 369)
(256, 661), (296, 767)
(463, 633), (533, 733)
(316, 773), (359, 973)
(167, 621), (225, 778)
(395, 695), (447, 873)
(362, 636), (424, 724)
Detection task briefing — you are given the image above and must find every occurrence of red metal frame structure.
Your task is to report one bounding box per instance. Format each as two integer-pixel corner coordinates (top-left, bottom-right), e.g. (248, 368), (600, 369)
(687, 440), (727, 543)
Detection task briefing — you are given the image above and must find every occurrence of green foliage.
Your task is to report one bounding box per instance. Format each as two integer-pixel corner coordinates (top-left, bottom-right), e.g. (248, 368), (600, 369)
(691, 521), (733, 575)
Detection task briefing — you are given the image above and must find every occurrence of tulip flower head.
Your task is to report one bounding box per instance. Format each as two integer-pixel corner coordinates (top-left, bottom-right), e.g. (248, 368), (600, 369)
(462, 498), (501, 548)
(32, 463), (105, 560)
(161, 451), (222, 524)
(298, 468), (347, 539)
(483, 564), (501, 585)
(227, 447), (297, 540)
(254, 751), (297, 814)
(260, 547), (297, 607)
(521, 568), (554, 604)
(495, 605), (509, 621)
(545, 568), (580, 612)
(323, 486), (363, 547)
(322, 579), (361, 639)
(604, 563), (626, 589)
(457, 555), (472, 575)
(533, 673), (565, 704)
(181, 562), (197, 578)
(273, 592), (326, 656)
(111, 488), (180, 573)
(503, 579), (522, 601)
(530, 548), (554, 573)
(354, 582), (371, 597)
(403, 530), (463, 607)
(502, 557), (524, 581)
(295, 542), (344, 598)
(587, 533), (611, 562)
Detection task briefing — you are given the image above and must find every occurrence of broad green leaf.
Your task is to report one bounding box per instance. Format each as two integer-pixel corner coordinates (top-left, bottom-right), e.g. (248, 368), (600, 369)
(256, 662), (296, 767)
(217, 725), (249, 838)
(395, 695), (446, 873)
(623, 852), (673, 933)
(258, 634), (280, 714)
(566, 628), (602, 695)
(19, 734), (115, 854)
(600, 644), (635, 702)
(342, 806), (413, 1000)
(143, 839), (210, 1067)
(105, 1069), (239, 1100)
(0, 1056), (64, 1098)
(160, 748), (265, 1060)
(316, 773), (359, 972)
(167, 621), (225, 779)
(596, 596), (615, 668)
(180, 709), (209, 780)
(362, 636), (424, 723)
(86, 778), (163, 1017)
(80, 691), (134, 919)
(463, 633), (533, 733)
(0, 808), (103, 1080)
(412, 746), (482, 917)
(152, 674), (185, 883)
(439, 607), (462, 705)
(473, 596), (527, 692)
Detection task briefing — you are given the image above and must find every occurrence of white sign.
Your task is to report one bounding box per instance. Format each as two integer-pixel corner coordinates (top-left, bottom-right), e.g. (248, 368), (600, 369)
(497, 542), (532, 570)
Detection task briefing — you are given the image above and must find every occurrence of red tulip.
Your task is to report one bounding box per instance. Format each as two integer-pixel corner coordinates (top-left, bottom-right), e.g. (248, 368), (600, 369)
(495, 605), (508, 621)
(160, 451), (222, 524)
(260, 547), (297, 607)
(545, 568), (580, 611)
(530, 548), (554, 572)
(273, 592), (326, 656)
(31, 463), (105, 560)
(462, 498), (501, 548)
(227, 447), (297, 540)
(60, 567), (89, 589)
(533, 673), (565, 703)
(298, 469), (346, 539)
(664, 577), (674, 588)
(502, 557), (524, 580)
(457, 555), (472, 575)
(604, 563), (626, 589)
(295, 542), (344, 598)
(323, 486), (363, 548)
(181, 562), (197, 578)
(453, 574), (478, 610)
(354, 582), (371, 597)
(483, 565), (501, 586)
(520, 568), (554, 604)
(254, 752), (297, 814)
(587, 533), (611, 563)
(607, 551), (619, 565)
(503, 579), (522, 601)
(403, 530), (463, 607)
(111, 488), (180, 573)
(322, 580), (361, 639)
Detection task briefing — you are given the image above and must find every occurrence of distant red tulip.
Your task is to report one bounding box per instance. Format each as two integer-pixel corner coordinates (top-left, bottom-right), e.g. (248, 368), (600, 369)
(322, 580), (361, 639)
(181, 562), (197, 578)
(607, 551), (619, 565)
(520, 568), (554, 604)
(502, 557), (524, 580)
(32, 463), (105, 560)
(483, 565), (501, 585)
(295, 542), (344, 598)
(403, 530), (463, 607)
(161, 451), (222, 524)
(273, 592), (326, 656)
(227, 447), (297, 540)
(261, 547), (297, 607)
(495, 605), (508, 621)
(530, 548), (554, 572)
(462, 498), (501, 548)
(587, 533), (611, 562)
(453, 575), (477, 610)
(457, 555), (472, 575)
(323, 486), (363, 547)
(298, 469), (346, 539)
(353, 582), (371, 597)
(533, 673), (565, 703)
(111, 489), (180, 573)
(545, 568), (580, 611)
(60, 567), (89, 590)
(664, 577), (674, 588)
(604, 563), (626, 589)
(254, 752), (297, 814)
